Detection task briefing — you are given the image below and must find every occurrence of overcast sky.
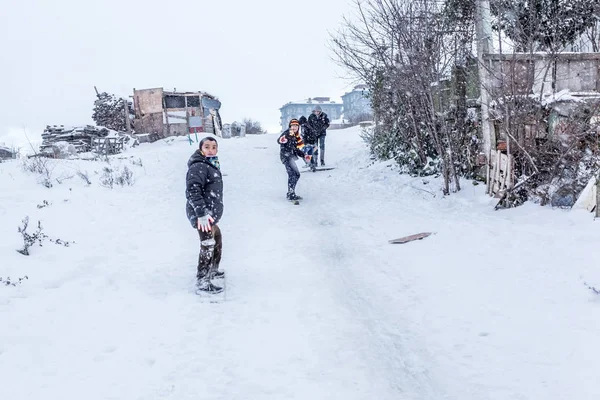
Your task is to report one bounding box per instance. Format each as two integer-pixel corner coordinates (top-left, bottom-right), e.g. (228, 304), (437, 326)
(0, 0), (358, 146)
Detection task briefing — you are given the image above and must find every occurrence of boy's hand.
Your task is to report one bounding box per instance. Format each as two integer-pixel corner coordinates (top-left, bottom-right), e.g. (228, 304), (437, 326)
(304, 154), (311, 162)
(197, 215), (214, 232)
(278, 136), (288, 144)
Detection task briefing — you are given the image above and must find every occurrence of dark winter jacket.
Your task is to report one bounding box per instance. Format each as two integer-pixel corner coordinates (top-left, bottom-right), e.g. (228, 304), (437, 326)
(300, 121), (317, 144)
(277, 129), (306, 163)
(307, 112), (330, 138)
(185, 150), (224, 228)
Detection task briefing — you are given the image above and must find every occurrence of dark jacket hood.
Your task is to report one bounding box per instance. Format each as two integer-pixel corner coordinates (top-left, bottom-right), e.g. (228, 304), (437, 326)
(188, 150), (210, 168)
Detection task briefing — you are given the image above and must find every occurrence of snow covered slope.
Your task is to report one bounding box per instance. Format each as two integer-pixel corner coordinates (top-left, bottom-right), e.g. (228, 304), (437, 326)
(1, 126), (599, 400)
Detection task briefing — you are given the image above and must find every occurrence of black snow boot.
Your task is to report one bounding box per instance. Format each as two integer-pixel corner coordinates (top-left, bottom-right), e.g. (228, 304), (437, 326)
(196, 277), (223, 294)
(287, 192), (302, 201)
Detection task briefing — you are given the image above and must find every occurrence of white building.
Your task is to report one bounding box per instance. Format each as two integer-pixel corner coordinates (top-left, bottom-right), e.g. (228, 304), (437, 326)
(279, 97), (343, 130)
(341, 85), (372, 124)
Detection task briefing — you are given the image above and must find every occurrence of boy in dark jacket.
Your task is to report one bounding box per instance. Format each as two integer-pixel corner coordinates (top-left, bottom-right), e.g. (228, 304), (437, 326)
(307, 105), (330, 166)
(299, 115), (318, 171)
(185, 136), (225, 294)
(278, 118), (310, 200)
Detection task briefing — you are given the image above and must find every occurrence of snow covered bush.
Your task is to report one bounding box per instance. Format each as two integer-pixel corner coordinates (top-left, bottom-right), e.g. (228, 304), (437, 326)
(16, 217), (73, 256)
(76, 170), (92, 185)
(99, 165), (134, 188)
(17, 217), (48, 256)
(21, 156), (54, 188)
(494, 99), (600, 209)
(36, 200), (51, 209)
(0, 276), (28, 287)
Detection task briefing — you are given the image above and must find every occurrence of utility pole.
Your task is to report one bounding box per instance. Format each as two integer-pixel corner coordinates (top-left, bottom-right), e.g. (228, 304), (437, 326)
(475, 0), (496, 194)
(123, 98), (131, 133)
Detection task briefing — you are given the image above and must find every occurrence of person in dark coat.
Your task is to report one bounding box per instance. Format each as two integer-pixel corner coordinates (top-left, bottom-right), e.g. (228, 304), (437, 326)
(307, 105), (330, 166)
(278, 118), (310, 200)
(299, 115), (318, 171)
(185, 136), (225, 294)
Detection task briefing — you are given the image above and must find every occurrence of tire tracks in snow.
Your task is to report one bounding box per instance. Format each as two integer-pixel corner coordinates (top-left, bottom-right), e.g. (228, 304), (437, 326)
(301, 171), (450, 400)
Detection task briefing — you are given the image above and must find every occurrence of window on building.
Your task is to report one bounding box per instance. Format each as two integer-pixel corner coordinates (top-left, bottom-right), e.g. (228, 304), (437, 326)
(186, 96), (200, 107)
(164, 95), (185, 109)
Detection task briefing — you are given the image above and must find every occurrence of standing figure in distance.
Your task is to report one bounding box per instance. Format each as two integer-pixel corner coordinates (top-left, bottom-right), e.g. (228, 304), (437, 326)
(299, 115), (318, 171)
(307, 105), (330, 166)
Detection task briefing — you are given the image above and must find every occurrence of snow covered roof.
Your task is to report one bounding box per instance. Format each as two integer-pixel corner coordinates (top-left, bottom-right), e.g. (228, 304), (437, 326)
(342, 84), (369, 96)
(282, 98), (341, 106)
(279, 99), (344, 112)
(162, 89), (219, 99)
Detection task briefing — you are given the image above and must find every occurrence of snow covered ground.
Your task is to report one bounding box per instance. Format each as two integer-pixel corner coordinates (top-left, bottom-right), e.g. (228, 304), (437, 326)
(1, 126), (599, 400)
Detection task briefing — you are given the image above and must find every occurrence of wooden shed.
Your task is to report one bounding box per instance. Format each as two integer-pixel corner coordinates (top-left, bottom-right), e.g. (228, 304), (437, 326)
(0, 146), (16, 160)
(132, 88), (223, 140)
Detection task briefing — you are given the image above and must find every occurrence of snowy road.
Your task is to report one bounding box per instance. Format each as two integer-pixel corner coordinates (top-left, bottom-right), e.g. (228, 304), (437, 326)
(2, 127), (600, 400)
(190, 132), (444, 399)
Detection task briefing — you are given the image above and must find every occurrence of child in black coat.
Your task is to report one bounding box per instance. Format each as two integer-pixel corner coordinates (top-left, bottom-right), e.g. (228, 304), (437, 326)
(185, 136), (225, 294)
(277, 118), (310, 200)
(299, 115), (318, 171)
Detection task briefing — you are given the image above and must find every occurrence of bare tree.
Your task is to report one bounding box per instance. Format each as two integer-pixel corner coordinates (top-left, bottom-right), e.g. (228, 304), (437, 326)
(491, 0), (599, 53)
(583, 20), (600, 52)
(243, 118), (266, 135)
(330, 0), (600, 205)
(329, 0), (478, 194)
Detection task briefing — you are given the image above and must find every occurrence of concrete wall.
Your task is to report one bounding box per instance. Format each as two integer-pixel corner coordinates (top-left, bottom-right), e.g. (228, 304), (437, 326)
(485, 53), (600, 96)
(133, 113), (163, 137)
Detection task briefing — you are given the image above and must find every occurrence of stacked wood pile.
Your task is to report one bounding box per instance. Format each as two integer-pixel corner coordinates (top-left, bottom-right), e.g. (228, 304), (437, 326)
(41, 125), (112, 154)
